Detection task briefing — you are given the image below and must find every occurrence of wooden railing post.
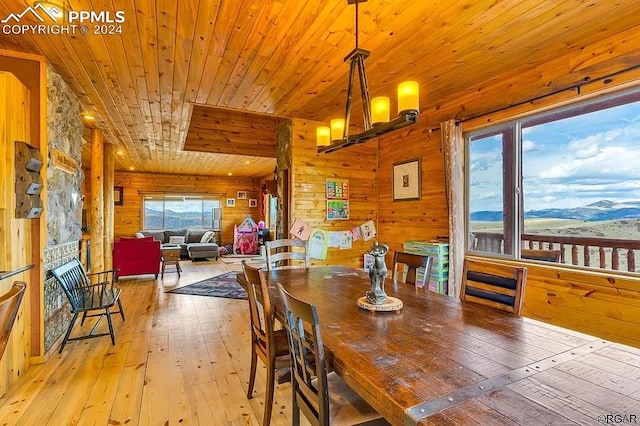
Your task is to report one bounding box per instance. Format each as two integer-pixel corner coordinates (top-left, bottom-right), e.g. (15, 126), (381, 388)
(472, 231), (640, 273)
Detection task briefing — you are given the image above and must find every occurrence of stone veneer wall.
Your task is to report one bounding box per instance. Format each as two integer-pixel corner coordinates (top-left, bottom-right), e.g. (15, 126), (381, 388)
(275, 119), (292, 239)
(43, 65), (83, 352)
(42, 242), (77, 350)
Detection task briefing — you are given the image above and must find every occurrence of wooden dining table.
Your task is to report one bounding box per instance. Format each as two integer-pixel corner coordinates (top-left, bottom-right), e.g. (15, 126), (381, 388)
(265, 265), (640, 426)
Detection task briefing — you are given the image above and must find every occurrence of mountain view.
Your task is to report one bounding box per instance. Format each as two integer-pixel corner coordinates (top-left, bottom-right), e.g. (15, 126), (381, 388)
(470, 200), (640, 222)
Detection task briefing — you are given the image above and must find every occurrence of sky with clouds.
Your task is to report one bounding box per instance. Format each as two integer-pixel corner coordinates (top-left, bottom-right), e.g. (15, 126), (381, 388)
(469, 99), (640, 213)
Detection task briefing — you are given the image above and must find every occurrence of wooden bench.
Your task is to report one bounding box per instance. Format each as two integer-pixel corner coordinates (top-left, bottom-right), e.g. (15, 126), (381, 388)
(50, 259), (125, 353)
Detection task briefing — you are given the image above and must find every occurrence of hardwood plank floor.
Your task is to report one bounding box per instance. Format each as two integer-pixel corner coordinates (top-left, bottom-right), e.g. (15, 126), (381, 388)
(0, 259), (303, 426)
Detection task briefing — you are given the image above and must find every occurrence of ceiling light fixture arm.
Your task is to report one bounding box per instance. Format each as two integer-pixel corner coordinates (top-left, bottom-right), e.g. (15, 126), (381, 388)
(317, 0), (419, 154)
(343, 48), (372, 138)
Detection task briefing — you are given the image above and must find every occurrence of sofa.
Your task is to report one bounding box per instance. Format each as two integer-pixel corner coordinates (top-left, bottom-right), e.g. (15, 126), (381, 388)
(113, 236), (161, 280)
(138, 229), (219, 260)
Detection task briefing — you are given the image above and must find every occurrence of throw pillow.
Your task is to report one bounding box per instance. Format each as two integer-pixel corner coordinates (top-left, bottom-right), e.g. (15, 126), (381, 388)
(200, 230), (214, 243)
(135, 232), (145, 238)
(168, 236), (186, 245)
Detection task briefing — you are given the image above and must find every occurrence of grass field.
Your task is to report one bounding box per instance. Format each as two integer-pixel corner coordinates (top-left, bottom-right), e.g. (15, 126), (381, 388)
(470, 218), (640, 272)
(472, 218), (640, 240)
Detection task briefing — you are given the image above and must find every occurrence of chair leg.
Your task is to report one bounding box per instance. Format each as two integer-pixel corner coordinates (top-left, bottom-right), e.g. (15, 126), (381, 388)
(105, 308), (115, 345)
(292, 385), (300, 426)
(247, 345), (257, 399)
(59, 312), (79, 353)
(117, 298), (125, 321)
(263, 363), (275, 426)
(80, 311), (88, 326)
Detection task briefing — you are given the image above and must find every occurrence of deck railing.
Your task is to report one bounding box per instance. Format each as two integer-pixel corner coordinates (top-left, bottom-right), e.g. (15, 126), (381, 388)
(471, 231), (640, 273)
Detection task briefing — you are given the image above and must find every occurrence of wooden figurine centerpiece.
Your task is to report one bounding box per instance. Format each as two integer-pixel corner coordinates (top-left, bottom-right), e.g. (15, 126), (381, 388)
(357, 241), (403, 312)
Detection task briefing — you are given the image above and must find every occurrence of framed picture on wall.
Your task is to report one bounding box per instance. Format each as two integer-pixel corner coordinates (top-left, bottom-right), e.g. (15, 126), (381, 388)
(226, 198), (236, 207)
(326, 200), (350, 220)
(392, 158), (421, 201)
(325, 178), (349, 199)
(237, 191), (247, 199)
(114, 186), (123, 205)
(249, 199), (258, 208)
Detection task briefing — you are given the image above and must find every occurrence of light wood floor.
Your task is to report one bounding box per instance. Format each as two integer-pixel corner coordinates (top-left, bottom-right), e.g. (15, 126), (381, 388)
(0, 259), (302, 426)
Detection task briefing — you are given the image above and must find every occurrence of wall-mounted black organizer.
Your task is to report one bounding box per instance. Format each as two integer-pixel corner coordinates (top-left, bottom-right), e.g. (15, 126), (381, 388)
(15, 141), (43, 219)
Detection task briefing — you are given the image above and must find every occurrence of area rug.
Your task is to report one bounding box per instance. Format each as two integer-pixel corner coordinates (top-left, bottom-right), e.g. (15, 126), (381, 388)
(220, 256), (264, 265)
(166, 272), (247, 299)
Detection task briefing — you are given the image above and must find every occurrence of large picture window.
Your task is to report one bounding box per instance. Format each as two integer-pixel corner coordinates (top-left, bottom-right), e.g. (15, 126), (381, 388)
(467, 88), (640, 274)
(143, 195), (221, 230)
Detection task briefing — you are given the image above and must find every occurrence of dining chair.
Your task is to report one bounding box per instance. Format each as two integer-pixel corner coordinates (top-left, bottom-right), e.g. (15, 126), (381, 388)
(460, 259), (527, 315)
(265, 239), (309, 271)
(277, 283), (388, 426)
(392, 251), (433, 289)
(521, 248), (561, 263)
(50, 258), (125, 353)
(241, 261), (290, 426)
(0, 282), (27, 361)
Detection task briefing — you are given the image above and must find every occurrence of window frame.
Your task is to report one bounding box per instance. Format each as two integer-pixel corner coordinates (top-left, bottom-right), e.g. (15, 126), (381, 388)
(465, 86), (640, 269)
(141, 194), (222, 230)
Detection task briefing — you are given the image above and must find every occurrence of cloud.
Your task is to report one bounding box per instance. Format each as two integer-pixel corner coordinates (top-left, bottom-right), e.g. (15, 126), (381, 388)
(522, 140), (535, 152)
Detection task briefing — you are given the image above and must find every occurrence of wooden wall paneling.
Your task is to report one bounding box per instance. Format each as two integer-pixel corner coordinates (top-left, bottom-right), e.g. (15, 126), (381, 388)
(113, 172), (261, 245)
(90, 129), (105, 272)
(467, 259), (640, 348)
(0, 72), (32, 396)
(103, 143), (114, 271)
(290, 118), (377, 268)
(2, 1), (639, 177)
(0, 51), (47, 360)
(376, 124), (449, 265)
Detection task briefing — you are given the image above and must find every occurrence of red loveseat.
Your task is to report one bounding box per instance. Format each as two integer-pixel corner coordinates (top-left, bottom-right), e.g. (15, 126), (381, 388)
(113, 236), (161, 280)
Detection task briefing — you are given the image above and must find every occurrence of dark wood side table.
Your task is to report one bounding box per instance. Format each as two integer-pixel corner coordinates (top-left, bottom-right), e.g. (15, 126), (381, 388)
(160, 245), (182, 278)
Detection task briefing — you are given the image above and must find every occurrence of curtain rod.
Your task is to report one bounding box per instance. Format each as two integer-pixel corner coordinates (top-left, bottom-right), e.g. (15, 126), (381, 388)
(137, 190), (227, 197)
(458, 64), (640, 125)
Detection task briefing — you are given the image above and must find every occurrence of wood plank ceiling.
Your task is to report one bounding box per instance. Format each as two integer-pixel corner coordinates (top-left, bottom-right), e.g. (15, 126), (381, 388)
(1, 0), (640, 177)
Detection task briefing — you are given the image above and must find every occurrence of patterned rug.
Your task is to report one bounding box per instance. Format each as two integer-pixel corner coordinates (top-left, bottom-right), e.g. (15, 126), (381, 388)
(166, 272), (247, 299)
(220, 255), (264, 265)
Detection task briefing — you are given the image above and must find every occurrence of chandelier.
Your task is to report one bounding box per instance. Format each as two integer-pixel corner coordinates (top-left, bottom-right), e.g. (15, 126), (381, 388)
(316, 0), (419, 154)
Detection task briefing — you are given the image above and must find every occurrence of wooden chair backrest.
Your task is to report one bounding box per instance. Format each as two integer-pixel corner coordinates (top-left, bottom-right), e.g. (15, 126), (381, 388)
(521, 248), (561, 263)
(460, 259), (527, 315)
(265, 239), (309, 271)
(242, 261), (276, 358)
(50, 258), (92, 312)
(0, 282), (26, 361)
(277, 283), (330, 425)
(393, 252), (433, 289)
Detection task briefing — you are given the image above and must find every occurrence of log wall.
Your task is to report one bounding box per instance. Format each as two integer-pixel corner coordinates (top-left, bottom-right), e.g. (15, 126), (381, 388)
(376, 125), (449, 260)
(290, 119), (378, 268)
(112, 172), (261, 245)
